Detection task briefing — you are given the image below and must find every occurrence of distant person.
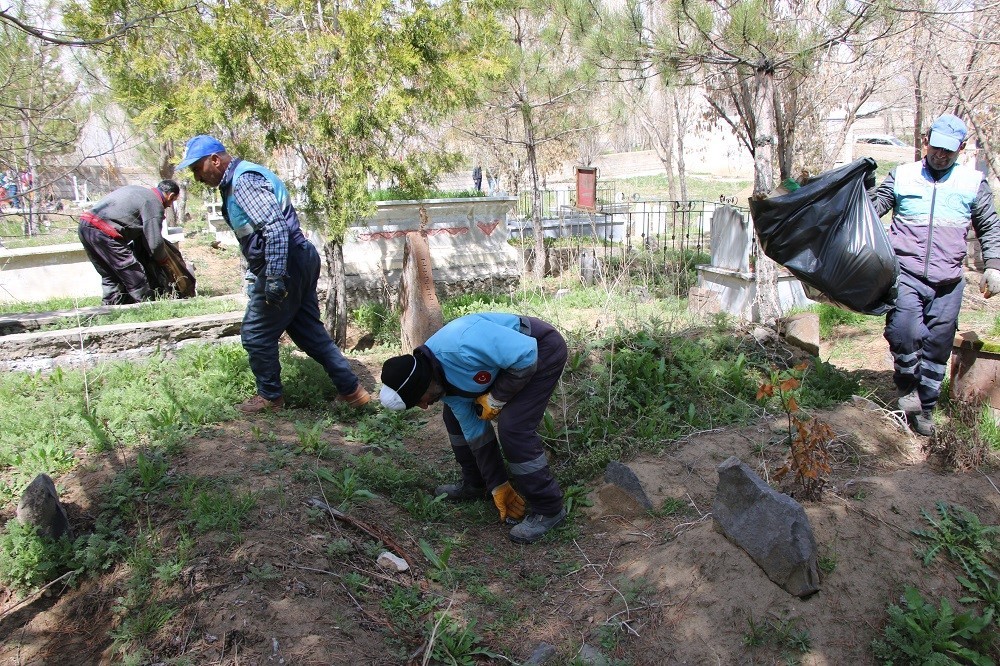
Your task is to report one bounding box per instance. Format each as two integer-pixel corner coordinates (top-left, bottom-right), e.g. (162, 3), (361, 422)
(379, 312), (568, 544)
(19, 170), (32, 206)
(176, 134), (371, 414)
(869, 113), (1000, 436)
(472, 165), (482, 192)
(5, 169), (20, 209)
(78, 180), (180, 305)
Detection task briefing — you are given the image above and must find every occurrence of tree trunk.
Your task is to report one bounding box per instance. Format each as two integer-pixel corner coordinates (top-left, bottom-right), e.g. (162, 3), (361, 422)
(912, 70), (924, 161)
(158, 141), (174, 181)
(751, 60), (782, 326)
(323, 239), (349, 347)
(751, 62), (776, 198)
(18, 111), (37, 237)
(524, 107), (547, 280)
(774, 75), (796, 181)
(158, 141), (180, 228)
(671, 89), (688, 202)
(177, 186), (189, 231)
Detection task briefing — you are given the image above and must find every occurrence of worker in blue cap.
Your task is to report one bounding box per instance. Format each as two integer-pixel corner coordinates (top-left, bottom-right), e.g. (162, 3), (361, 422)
(176, 135), (370, 414)
(869, 114), (1000, 436)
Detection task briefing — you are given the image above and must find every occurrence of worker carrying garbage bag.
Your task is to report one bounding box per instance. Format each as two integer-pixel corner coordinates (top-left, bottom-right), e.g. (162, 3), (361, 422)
(749, 157), (899, 315)
(868, 114), (1000, 437)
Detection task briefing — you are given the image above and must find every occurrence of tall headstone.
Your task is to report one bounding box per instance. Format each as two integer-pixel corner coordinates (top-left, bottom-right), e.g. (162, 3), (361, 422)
(580, 250), (596, 286)
(709, 206), (752, 273)
(398, 231), (444, 354)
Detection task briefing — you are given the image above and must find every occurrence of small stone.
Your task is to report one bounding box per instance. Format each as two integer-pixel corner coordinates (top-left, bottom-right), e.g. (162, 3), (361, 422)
(577, 643), (611, 666)
(780, 313), (820, 356)
(523, 642), (558, 665)
(376, 551), (409, 572)
(16, 473), (71, 540)
(603, 461), (654, 509)
(752, 326), (778, 344)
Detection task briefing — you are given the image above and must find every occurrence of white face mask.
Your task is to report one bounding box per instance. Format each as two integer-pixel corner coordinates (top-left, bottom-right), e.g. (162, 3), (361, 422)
(379, 385), (407, 411)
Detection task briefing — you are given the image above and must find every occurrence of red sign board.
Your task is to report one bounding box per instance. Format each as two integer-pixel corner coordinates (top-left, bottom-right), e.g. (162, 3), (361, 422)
(576, 166), (598, 211)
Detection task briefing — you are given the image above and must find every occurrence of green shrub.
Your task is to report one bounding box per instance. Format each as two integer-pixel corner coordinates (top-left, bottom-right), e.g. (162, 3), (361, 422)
(0, 520), (76, 595)
(872, 587), (994, 665)
(350, 301), (400, 347)
(552, 326), (760, 480)
(441, 292), (516, 321)
(368, 188), (483, 201)
(797, 359), (861, 409)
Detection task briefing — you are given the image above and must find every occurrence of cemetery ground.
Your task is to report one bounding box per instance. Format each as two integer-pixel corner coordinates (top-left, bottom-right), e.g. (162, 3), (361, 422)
(1, 268), (999, 666)
(3, 188), (1000, 662)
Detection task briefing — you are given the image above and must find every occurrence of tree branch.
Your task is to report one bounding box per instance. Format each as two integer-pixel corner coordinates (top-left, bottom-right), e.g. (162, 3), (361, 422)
(0, 6), (196, 47)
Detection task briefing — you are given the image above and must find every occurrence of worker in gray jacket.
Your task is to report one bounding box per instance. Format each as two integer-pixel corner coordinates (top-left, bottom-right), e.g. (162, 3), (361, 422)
(78, 180), (180, 305)
(869, 114), (1000, 436)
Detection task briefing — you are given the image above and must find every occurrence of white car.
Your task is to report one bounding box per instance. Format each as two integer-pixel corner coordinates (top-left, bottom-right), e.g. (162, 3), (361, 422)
(855, 134), (909, 147)
(854, 134), (915, 164)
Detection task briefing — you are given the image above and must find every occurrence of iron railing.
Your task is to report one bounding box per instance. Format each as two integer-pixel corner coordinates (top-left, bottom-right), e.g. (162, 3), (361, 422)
(509, 195), (752, 268)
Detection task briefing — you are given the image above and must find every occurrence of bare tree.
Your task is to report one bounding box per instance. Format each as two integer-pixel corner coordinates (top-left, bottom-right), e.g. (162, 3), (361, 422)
(458, 2), (598, 280)
(921, 0), (1000, 177)
(0, 2), (83, 235)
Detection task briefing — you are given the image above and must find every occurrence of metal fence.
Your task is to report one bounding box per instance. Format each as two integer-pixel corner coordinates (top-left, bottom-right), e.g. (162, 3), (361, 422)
(509, 195), (752, 268)
(515, 184), (619, 220)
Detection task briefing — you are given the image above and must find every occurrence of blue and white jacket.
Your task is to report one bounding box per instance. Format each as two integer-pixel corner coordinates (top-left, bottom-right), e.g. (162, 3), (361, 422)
(872, 158), (1000, 285)
(416, 313), (538, 443)
(220, 158), (305, 275)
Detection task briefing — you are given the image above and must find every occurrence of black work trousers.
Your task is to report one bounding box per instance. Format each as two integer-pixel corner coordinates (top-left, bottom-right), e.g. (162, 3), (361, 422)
(78, 221), (151, 305)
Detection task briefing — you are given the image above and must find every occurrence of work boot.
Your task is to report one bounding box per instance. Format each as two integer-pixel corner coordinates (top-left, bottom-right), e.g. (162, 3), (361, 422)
(434, 480), (487, 501)
(236, 394), (285, 414)
(508, 507), (568, 544)
(897, 389), (921, 415)
(912, 409), (935, 437)
(339, 384), (371, 408)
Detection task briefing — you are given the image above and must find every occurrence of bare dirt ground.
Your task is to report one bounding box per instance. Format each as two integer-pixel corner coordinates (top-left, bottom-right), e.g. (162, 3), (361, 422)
(1, 276), (999, 664)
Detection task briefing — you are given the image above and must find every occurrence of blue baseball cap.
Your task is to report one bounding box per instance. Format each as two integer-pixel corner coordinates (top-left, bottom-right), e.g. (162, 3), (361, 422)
(176, 135), (226, 169)
(928, 114), (967, 152)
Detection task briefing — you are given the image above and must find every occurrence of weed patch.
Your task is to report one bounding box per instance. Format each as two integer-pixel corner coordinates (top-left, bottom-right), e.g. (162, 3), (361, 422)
(873, 503), (1000, 663)
(0, 520), (76, 595)
(929, 398), (1000, 470)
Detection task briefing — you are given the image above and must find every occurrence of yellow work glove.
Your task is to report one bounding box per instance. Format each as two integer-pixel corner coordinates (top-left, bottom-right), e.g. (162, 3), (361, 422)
(491, 481), (526, 522)
(474, 393), (506, 421)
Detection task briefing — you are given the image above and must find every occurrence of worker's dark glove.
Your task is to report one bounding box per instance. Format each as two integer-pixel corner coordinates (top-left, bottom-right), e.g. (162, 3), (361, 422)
(264, 276), (287, 307)
(981, 268), (1000, 299)
(474, 393), (505, 421)
(491, 481), (526, 522)
(863, 171), (877, 190)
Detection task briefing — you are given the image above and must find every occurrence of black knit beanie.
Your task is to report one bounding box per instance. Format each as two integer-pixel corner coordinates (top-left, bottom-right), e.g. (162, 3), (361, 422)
(379, 352), (432, 410)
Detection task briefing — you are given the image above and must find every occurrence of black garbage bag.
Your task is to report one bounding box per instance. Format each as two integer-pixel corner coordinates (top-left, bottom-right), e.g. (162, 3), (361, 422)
(749, 157), (898, 315)
(133, 238), (197, 299)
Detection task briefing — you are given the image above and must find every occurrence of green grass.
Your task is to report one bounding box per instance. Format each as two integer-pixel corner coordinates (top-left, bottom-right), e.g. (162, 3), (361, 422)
(1, 293), (243, 322)
(0, 211), (81, 249)
(369, 188), (485, 201)
(0, 340), (367, 504)
(32, 296), (244, 331)
(614, 173), (751, 202)
(1, 296), (103, 314)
